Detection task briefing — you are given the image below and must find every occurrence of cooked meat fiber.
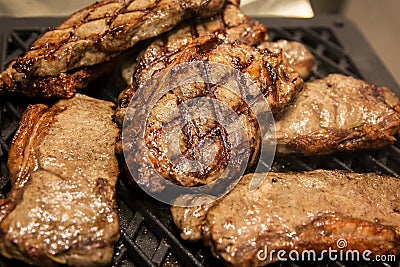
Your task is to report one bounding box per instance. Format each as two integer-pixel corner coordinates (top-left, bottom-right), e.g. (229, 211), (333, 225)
(121, 37), (303, 192)
(135, 0), (267, 70)
(258, 40), (315, 78)
(12, 0), (226, 77)
(0, 60), (114, 98)
(0, 44), (146, 99)
(0, 94), (120, 267)
(172, 170), (400, 266)
(0, 0), (226, 98)
(264, 74), (400, 155)
(117, 0), (267, 123)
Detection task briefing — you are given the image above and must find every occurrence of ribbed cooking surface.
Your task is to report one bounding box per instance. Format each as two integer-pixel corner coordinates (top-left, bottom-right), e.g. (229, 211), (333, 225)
(0, 16), (399, 267)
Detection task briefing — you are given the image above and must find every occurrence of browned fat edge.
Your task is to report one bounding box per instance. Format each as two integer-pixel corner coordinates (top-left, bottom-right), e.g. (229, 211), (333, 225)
(1, 104), (65, 222)
(295, 214), (400, 256)
(15, 0), (224, 76)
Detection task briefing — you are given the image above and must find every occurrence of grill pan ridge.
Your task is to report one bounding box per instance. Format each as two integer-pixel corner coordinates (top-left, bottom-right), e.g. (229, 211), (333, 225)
(0, 15), (399, 267)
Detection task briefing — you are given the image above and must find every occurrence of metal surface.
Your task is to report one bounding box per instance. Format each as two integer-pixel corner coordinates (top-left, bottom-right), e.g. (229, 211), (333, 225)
(0, 15), (399, 267)
(241, 0), (314, 18)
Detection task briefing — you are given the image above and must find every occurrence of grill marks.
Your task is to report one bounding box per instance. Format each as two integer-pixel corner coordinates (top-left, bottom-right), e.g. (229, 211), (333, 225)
(145, 86), (232, 184)
(13, 0), (226, 77)
(258, 40), (315, 79)
(269, 74), (400, 155)
(0, 0), (227, 98)
(129, 1), (265, 86)
(115, 1), (267, 123)
(189, 19), (200, 39)
(121, 36), (303, 192)
(144, 88), (236, 186)
(171, 170), (400, 266)
(0, 60), (114, 98)
(146, 63), (249, 183)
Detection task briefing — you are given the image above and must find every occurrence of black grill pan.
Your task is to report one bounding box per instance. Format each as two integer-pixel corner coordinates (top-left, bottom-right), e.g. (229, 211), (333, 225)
(0, 15), (399, 267)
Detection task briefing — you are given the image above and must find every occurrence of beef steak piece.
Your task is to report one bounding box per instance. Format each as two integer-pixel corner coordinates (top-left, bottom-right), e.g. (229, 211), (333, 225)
(0, 94), (120, 267)
(116, 0), (267, 124)
(121, 36), (303, 192)
(13, 0), (226, 77)
(258, 40), (315, 78)
(172, 170), (400, 266)
(264, 74), (400, 155)
(0, 60), (114, 98)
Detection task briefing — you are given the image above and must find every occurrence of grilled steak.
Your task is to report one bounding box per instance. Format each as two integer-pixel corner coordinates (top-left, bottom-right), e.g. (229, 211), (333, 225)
(12, 0), (226, 77)
(116, 0), (267, 124)
(172, 170), (400, 266)
(0, 94), (120, 267)
(0, 60), (114, 98)
(258, 40), (315, 78)
(135, 0), (266, 69)
(121, 36), (303, 192)
(264, 74), (400, 155)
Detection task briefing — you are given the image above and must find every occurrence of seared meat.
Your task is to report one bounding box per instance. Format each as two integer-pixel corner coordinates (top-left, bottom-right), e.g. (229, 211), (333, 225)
(0, 44), (145, 99)
(171, 194), (216, 241)
(116, 0), (267, 123)
(264, 74), (400, 155)
(13, 0), (226, 77)
(0, 0), (226, 98)
(0, 94), (120, 267)
(172, 170), (400, 266)
(258, 40), (315, 78)
(135, 0), (266, 69)
(0, 60), (113, 98)
(121, 36), (303, 192)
